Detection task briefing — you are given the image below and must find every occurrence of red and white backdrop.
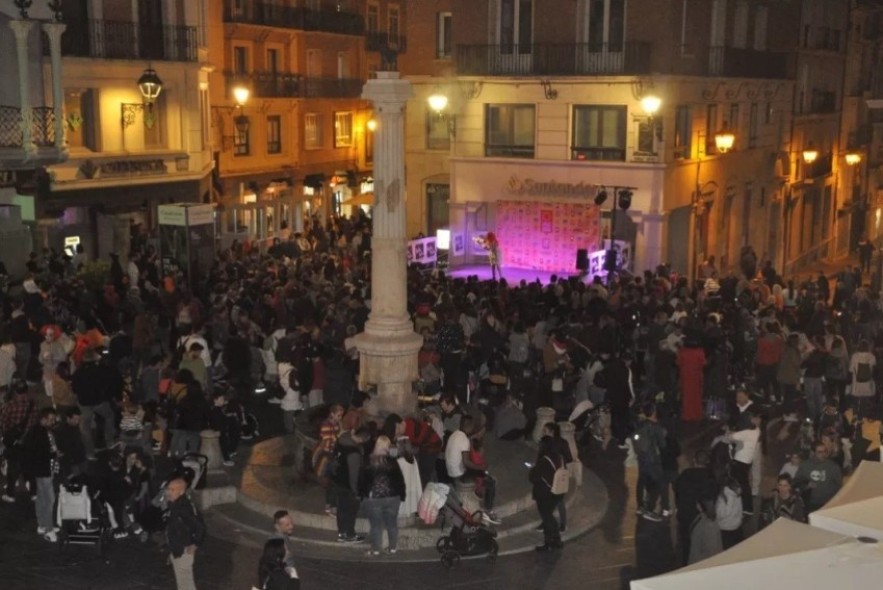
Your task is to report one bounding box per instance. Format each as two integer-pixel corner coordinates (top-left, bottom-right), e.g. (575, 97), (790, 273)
(495, 200), (602, 272)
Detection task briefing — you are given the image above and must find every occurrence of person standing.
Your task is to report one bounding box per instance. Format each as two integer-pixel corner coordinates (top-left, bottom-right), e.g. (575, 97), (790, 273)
(529, 433), (566, 552)
(794, 442), (843, 513)
(722, 412), (761, 514)
(634, 402), (668, 521)
(676, 337), (706, 422)
(0, 381), (36, 503)
(24, 407), (60, 542)
(165, 478), (206, 590)
(360, 436), (405, 556)
(675, 450), (717, 565)
(857, 235), (875, 274)
(330, 426), (368, 543)
(71, 349), (116, 459)
(755, 323), (784, 404)
(270, 510), (300, 584)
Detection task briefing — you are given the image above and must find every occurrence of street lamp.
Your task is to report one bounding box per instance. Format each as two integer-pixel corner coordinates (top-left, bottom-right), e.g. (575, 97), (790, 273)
(802, 143), (819, 164)
(714, 122), (736, 154)
(641, 95), (662, 117)
(846, 152), (862, 166)
(366, 118), (378, 132)
(427, 92), (449, 114)
(137, 67), (163, 103)
(122, 67), (164, 129)
(232, 85), (250, 107)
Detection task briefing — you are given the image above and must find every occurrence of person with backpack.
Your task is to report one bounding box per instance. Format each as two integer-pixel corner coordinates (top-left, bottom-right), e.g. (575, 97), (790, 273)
(848, 340), (876, 416)
(634, 402), (668, 522)
(529, 426), (569, 552)
(330, 426), (369, 543)
(0, 380), (36, 503)
(165, 477), (206, 590)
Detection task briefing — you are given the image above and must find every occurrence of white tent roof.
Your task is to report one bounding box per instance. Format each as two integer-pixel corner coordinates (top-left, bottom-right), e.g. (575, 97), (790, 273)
(630, 519), (867, 590)
(810, 461), (883, 540)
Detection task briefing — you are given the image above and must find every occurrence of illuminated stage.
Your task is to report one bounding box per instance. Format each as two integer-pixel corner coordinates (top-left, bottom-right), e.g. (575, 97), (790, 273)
(444, 263), (591, 286)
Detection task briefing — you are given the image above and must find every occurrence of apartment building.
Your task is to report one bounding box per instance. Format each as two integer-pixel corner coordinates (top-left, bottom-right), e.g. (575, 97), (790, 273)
(400, 0), (860, 277)
(208, 0), (405, 235)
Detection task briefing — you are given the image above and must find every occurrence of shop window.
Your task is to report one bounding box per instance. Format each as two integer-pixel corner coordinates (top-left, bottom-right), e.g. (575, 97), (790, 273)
(267, 115), (281, 154)
(305, 113), (323, 149)
(485, 103), (535, 158)
(571, 105), (626, 161)
(334, 112), (353, 148)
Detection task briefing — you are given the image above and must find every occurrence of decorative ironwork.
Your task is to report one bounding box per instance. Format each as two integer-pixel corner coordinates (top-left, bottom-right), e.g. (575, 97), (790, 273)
(31, 107), (56, 146)
(226, 72), (362, 99)
(365, 31), (407, 53)
(0, 106), (22, 148)
(224, 0), (365, 36)
(121, 103), (155, 129)
(0, 105), (56, 147)
(66, 111), (83, 131)
(48, 0), (63, 21)
(457, 42), (653, 76)
(14, 0), (32, 19)
(53, 20), (197, 62)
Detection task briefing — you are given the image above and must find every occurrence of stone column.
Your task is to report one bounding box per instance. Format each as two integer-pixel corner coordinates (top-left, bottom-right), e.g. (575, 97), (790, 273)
(8, 20), (34, 151)
(532, 407), (556, 442)
(354, 71), (423, 417)
(199, 429), (224, 472)
(41, 22), (67, 150)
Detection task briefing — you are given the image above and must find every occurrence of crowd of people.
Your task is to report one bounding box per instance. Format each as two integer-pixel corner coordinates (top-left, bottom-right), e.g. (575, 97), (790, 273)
(1, 212), (882, 587)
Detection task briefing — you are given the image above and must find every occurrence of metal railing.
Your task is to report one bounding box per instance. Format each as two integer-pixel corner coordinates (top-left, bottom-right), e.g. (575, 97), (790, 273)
(706, 46), (790, 79)
(227, 73), (363, 99)
(224, 0), (365, 36)
(365, 31), (407, 53)
(806, 89), (837, 114)
(0, 106), (56, 148)
(57, 20), (198, 61)
(456, 42), (652, 76)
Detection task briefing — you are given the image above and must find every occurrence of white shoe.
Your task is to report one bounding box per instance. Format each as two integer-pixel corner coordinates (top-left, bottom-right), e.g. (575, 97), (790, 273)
(783, 413), (799, 423)
(43, 531), (58, 542)
(1, 494), (15, 503)
(37, 526), (59, 535)
(223, 460), (235, 467)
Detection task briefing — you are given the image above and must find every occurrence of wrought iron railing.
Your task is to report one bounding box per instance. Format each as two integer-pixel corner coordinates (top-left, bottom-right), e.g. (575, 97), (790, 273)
(0, 106), (57, 148)
(456, 42), (652, 76)
(365, 31), (407, 53)
(706, 46), (790, 79)
(224, 0), (364, 35)
(57, 20), (198, 61)
(227, 73), (363, 99)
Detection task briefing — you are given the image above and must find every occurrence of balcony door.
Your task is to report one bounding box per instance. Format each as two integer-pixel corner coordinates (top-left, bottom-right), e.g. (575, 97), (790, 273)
(496, 0), (533, 74)
(139, 0), (165, 60)
(580, 0), (626, 74)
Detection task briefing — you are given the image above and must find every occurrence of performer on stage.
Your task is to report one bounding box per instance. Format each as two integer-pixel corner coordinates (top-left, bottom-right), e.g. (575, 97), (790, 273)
(474, 232), (503, 280)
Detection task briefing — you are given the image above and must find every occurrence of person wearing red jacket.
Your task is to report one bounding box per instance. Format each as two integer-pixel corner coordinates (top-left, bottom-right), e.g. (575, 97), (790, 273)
(755, 322), (784, 403)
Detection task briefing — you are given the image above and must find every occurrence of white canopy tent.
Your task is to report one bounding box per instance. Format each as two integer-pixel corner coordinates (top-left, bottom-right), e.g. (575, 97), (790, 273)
(810, 460), (883, 540)
(630, 519), (883, 590)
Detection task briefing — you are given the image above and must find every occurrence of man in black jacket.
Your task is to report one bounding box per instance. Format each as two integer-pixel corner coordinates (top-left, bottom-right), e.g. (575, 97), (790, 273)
(165, 478), (205, 590)
(55, 407), (87, 477)
(674, 449), (717, 565)
(71, 350), (116, 459)
(331, 427), (369, 543)
(24, 407), (60, 542)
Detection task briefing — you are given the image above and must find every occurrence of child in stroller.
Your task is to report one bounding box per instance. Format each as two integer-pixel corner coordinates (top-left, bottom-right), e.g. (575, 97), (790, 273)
(419, 482), (498, 569)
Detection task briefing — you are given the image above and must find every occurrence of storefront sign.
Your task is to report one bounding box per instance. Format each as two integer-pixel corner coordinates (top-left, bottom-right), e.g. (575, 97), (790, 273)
(505, 175), (598, 199)
(157, 205), (187, 226)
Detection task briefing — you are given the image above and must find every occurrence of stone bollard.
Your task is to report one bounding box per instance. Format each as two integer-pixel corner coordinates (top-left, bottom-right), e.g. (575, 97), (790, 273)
(454, 479), (482, 516)
(199, 429), (224, 472)
(558, 421), (583, 486)
(532, 407), (556, 442)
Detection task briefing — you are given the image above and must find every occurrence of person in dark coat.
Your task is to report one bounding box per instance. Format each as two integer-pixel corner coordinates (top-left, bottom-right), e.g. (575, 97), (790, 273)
(71, 349), (117, 459)
(597, 354), (634, 446)
(257, 538), (300, 590)
(24, 407), (60, 541)
(170, 382), (209, 458)
(164, 478), (205, 590)
(55, 407), (87, 477)
(530, 428), (567, 552)
(675, 449), (717, 565)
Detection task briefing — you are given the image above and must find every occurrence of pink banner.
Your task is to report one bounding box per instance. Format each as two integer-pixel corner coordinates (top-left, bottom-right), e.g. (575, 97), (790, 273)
(495, 200), (601, 272)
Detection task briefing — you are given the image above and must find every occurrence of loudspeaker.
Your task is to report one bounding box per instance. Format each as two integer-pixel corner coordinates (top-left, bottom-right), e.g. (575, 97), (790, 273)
(576, 249), (589, 271)
(604, 249), (618, 272)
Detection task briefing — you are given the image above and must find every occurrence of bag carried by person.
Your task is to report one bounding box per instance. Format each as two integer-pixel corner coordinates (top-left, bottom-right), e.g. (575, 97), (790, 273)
(856, 362), (873, 383)
(545, 455), (570, 495)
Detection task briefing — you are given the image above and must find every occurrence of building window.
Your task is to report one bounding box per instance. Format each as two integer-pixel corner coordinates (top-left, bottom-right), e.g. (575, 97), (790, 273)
(64, 89), (97, 151)
(485, 104), (535, 158)
(748, 102), (759, 148)
(233, 46), (249, 74)
(334, 112), (353, 148)
(729, 103), (740, 139)
(388, 5), (400, 39)
(367, 3), (379, 31)
(426, 110), (451, 150)
(233, 116), (249, 156)
(338, 52), (351, 79)
(674, 105), (692, 159)
(437, 12), (452, 58)
(499, 0), (533, 53)
(267, 115), (281, 154)
(705, 103), (718, 155)
(754, 6), (769, 51)
(571, 105), (626, 161)
(586, 0), (625, 51)
(305, 113), (322, 149)
(267, 48), (279, 75)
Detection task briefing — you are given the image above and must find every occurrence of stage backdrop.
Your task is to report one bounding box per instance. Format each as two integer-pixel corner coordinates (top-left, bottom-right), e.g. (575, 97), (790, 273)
(495, 200), (601, 272)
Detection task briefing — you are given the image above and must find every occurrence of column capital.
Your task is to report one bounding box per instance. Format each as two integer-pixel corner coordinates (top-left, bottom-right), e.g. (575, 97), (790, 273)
(41, 22), (67, 42)
(8, 19), (35, 41)
(361, 72), (414, 106)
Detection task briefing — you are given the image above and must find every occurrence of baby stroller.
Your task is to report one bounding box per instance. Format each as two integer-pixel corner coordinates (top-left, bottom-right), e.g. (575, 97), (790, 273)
(570, 400), (608, 446)
(56, 477), (112, 555)
(434, 487), (499, 568)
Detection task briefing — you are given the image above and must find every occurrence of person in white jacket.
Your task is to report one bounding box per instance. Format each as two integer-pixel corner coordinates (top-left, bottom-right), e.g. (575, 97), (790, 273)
(715, 481), (744, 549)
(722, 413), (761, 514)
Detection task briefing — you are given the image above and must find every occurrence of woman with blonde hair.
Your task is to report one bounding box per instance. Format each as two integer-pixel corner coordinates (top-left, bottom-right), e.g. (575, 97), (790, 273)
(359, 435), (405, 556)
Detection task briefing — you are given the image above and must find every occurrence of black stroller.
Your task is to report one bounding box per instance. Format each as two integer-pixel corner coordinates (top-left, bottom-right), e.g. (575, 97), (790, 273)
(435, 488), (499, 569)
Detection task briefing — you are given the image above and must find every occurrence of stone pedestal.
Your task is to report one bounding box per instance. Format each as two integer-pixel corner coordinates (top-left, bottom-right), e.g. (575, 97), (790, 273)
(532, 407), (556, 442)
(559, 421), (583, 486)
(354, 71), (423, 417)
(199, 429), (224, 472)
(454, 479), (482, 516)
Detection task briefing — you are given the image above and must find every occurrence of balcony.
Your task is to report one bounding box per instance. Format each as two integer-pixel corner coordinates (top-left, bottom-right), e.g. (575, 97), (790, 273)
(224, 0), (364, 36)
(705, 46), (790, 79)
(456, 42), (652, 76)
(365, 30), (407, 53)
(0, 106), (56, 148)
(57, 20), (197, 61)
(227, 72), (363, 99)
